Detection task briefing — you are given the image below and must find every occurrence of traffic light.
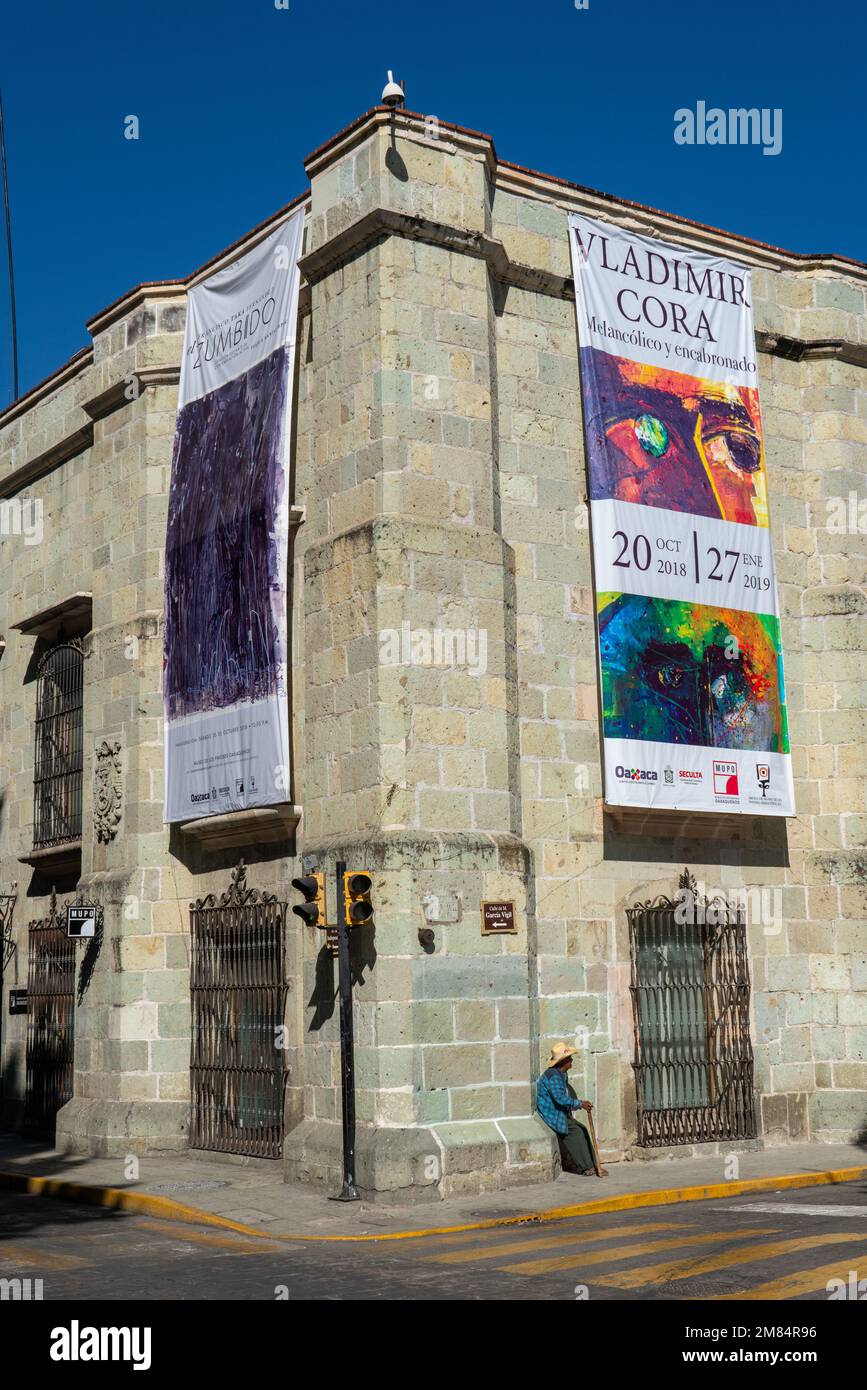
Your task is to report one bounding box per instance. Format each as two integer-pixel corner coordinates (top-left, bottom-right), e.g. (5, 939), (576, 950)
(291, 872), (326, 927)
(343, 871), (373, 926)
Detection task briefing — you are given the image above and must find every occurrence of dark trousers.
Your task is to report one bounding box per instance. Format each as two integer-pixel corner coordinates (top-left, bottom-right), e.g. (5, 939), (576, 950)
(557, 1114), (595, 1173)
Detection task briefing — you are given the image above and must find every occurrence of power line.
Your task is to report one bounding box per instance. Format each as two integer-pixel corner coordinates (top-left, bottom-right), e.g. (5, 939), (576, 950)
(0, 86), (19, 403)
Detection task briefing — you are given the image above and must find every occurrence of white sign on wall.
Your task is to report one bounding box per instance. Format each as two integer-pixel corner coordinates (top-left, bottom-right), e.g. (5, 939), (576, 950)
(163, 210), (304, 824)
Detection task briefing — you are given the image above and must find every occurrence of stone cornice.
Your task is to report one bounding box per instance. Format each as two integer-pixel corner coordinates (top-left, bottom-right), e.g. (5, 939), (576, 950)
(304, 105), (497, 179)
(755, 332), (867, 368)
(0, 195), (313, 434)
(0, 367), (185, 497)
(304, 105), (866, 281)
(495, 161), (867, 282)
(300, 206), (570, 298)
(301, 206), (867, 371)
(82, 365), (181, 422)
(0, 424), (94, 499)
(86, 191), (312, 336)
(0, 348), (93, 431)
(2, 107), (864, 440)
(85, 282), (185, 338)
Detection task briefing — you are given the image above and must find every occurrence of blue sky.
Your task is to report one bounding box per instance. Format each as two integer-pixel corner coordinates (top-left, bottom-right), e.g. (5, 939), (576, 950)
(1, 0), (863, 401)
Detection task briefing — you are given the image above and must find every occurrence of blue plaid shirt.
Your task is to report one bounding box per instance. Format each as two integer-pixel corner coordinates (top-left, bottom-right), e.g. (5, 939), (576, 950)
(536, 1066), (584, 1135)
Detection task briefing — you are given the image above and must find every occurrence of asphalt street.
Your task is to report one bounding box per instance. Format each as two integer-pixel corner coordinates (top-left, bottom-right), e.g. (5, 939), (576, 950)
(2, 1176), (867, 1301)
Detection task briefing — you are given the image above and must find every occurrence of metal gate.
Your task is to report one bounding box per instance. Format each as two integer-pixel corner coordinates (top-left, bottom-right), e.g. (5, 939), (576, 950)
(190, 861), (288, 1158)
(628, 871), (756, 1147)
(24, 891), (76, 1134)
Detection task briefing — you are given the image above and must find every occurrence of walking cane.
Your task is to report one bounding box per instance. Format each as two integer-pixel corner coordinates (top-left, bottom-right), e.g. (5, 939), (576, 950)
(586, 1106), (603, 1178)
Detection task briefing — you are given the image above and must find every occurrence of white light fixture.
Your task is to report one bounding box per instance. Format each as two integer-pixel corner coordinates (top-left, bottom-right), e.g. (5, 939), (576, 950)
(381, 71), (405, 109)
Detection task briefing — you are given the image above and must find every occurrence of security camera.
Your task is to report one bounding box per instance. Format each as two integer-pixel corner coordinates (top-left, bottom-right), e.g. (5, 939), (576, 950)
(381, 71), (405, 109)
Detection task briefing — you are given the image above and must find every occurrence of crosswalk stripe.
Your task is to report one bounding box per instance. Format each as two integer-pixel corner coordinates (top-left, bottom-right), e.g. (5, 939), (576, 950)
(593, 1231), (867, 1289)
(726, 1204), (867, 1218)
(424, 1221), (696, 1265)
(496, 1227), (778, 1276)
(708, 1253), (867, 1301)
(0, 1244), (88, 1271)
(131, 1220), (282, 1254)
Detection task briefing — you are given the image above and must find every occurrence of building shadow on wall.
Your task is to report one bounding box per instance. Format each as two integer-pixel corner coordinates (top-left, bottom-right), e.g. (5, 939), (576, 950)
(167, 826), (297, 879)
(602, 810), (790, 873)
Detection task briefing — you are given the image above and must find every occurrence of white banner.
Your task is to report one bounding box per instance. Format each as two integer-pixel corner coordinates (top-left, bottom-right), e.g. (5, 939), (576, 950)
(163, 210), (304, 824)
(570, 212), (795, 817)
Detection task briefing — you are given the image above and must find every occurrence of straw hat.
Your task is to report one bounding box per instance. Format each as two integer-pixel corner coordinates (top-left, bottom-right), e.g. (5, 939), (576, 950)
(546, 1041), (580, 1067)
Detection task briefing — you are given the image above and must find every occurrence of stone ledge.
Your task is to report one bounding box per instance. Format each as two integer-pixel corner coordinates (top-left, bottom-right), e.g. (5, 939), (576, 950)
(82, 365), (181, 421)
(283, 1118), (439, 1202)
(11, 591), (92, 637)
(303, 514), (515, 579)
(283, 1114), (556, 1199)
(55, 1097), (190, 1157)
(178, 804), (302, 850)
(18, 841), (82, 875)
(299, 204), (570, 301)
(1, 424), (94, 497)
(299, 828), (531, 876)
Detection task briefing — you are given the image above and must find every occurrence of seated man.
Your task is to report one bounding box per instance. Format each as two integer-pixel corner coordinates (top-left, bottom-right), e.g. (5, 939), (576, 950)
(537, 1042), (607, 1177)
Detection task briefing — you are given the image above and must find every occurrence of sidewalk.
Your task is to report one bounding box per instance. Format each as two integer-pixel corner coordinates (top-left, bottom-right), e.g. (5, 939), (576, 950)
(0, 1133), (864, 1241)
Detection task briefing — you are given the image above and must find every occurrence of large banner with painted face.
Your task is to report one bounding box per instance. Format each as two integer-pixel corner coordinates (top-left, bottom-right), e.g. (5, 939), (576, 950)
(163, 209), (304, 823)
(569, 213), (795, 817)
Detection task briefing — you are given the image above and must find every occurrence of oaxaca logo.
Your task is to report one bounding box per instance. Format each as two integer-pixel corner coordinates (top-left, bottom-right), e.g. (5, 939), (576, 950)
(615, 765), (658, 782)
(713, 761), (739, 796)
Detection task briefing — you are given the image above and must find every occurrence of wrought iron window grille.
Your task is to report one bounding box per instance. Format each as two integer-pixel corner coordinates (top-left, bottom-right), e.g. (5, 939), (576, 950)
(1, 890), (16, 968)
(189, 860), (289, 1159)
(32, 640), (84, 850)
(627, 869), (757, 1148)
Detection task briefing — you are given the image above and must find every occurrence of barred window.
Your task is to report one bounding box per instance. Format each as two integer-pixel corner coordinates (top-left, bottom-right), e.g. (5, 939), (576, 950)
(628, 885), (756, 1147)
(33, 641), (84, 849)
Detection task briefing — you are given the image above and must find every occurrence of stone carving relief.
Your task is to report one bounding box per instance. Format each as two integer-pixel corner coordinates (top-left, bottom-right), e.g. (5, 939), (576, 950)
(94, 738), (123, 843)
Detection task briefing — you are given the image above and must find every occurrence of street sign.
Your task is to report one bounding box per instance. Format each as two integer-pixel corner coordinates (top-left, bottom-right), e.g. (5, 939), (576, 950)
(9, 988), (27, 1015)
(67, 904), (97, 939)
(481, 901), (517, 935)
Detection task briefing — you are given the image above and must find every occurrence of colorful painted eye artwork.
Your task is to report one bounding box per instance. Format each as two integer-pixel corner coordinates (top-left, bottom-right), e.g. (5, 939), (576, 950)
(581, 349), (769, 528)
(597, 593), (789, 754)
(633, 413), (669, 458)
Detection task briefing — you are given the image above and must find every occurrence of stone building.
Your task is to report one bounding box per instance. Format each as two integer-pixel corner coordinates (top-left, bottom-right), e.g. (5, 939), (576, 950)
(0, 103), (864, 1199)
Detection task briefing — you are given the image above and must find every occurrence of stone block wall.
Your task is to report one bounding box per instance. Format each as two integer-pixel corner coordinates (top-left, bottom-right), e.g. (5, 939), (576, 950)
(287, 109), (866, 1186)
(0, 105), (863, 1194)
(0, 281), (307, 1154)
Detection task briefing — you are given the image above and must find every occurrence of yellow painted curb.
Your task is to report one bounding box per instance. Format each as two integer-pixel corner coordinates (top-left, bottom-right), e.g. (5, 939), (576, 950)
(0, 1172), (266, 1237)
(1, 1163), (865, 1245)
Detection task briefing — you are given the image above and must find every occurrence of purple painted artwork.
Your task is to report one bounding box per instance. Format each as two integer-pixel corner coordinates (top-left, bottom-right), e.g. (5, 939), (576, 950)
(164, 345), (290, 721)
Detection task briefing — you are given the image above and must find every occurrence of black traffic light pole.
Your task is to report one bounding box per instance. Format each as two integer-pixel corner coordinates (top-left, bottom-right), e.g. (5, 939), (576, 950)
(332, 859), (361, 1202)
